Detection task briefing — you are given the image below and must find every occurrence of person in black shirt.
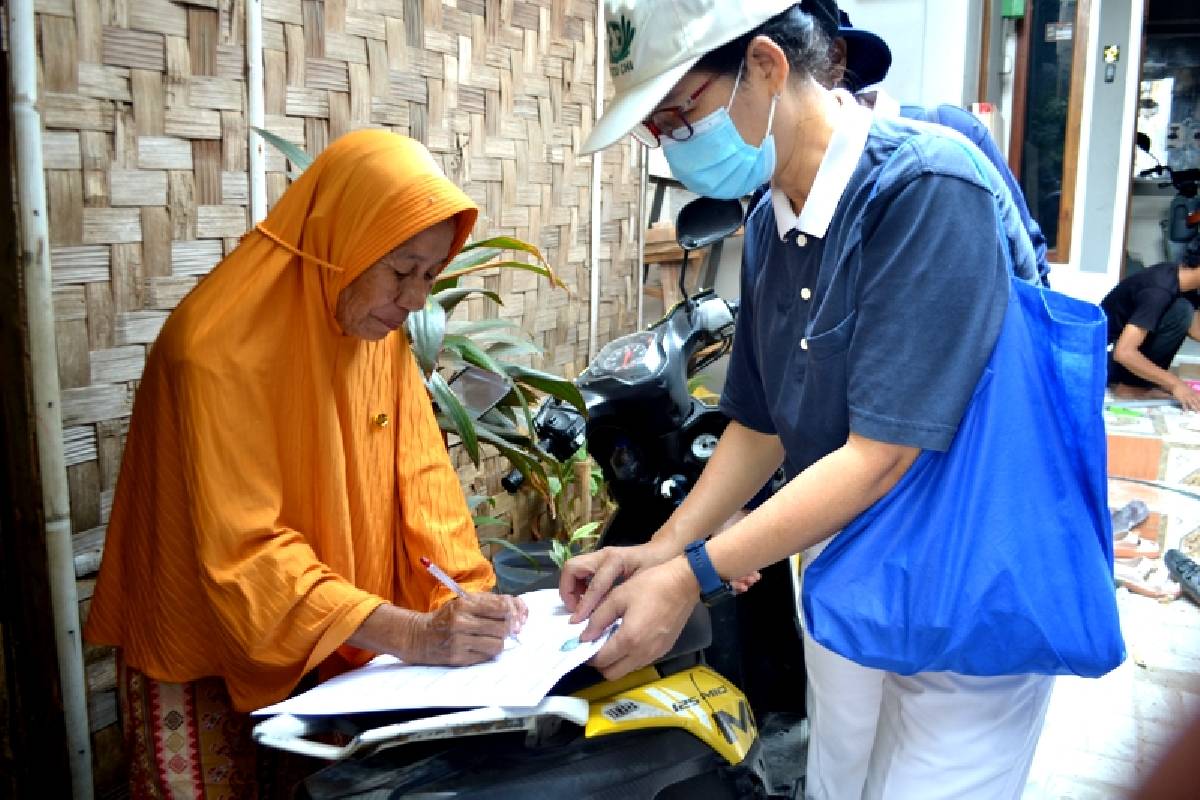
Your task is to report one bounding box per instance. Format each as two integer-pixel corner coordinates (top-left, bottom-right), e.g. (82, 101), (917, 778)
(1100, 241), (1200, 411)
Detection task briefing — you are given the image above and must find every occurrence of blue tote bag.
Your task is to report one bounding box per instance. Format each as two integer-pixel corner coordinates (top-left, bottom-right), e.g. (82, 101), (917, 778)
(801, 149), (1125, 678)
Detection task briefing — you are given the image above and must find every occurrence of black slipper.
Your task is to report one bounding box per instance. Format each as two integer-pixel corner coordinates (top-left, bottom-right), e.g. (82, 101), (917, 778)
(1165, 549), (1200, 606)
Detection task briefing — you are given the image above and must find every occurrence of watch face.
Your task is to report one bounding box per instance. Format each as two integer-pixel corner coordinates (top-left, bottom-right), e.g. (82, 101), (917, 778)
(702, 584), (733, 607)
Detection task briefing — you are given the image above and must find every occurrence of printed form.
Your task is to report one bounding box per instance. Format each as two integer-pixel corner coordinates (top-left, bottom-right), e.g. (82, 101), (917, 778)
(253, 589), (613, 716)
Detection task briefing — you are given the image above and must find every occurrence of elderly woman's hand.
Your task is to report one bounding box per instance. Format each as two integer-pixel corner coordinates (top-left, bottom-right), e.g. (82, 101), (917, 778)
(349, 593), (528, 666)
(405, 593), (528, 666)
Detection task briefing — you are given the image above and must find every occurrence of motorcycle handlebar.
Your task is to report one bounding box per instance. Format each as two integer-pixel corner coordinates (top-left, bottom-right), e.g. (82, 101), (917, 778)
(501, 467), (525, 493)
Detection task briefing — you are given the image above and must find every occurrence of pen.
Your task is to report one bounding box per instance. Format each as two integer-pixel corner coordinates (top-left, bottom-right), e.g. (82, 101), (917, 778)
(420, 556), (521, 643)
(420, 555), (468, 599)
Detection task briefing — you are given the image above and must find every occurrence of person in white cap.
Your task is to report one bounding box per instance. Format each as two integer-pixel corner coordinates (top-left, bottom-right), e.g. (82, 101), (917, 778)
(560, 2), (1054, 798)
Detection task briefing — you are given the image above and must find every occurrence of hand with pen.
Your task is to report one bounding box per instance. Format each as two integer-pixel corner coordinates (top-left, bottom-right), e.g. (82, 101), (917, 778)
(346, 557), (528, 667)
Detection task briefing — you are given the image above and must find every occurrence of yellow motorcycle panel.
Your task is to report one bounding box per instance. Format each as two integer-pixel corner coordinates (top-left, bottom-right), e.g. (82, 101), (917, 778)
(579, 665), (756, 766)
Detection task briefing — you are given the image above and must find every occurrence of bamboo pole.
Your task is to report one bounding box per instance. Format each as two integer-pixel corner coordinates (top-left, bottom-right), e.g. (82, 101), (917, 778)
(8, 0), (94, 796)
(588, 0), (605, 361)
(636, 145), (648, 330)
(247, 0), (267, 223)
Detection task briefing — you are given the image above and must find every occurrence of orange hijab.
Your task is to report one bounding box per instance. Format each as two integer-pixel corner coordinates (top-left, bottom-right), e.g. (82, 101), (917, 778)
(85, 130), (494, 711)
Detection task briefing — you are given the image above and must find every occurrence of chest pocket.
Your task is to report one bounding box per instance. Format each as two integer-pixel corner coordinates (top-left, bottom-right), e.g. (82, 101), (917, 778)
(804, 308), (858, 361)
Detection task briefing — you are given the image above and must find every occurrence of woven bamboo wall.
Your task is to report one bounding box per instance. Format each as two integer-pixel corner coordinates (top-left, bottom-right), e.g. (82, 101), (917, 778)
(29, 0), (641, 782)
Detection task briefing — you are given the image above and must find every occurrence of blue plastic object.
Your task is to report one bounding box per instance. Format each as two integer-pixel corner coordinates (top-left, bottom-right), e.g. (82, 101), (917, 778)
(801, 142), (1125, 677)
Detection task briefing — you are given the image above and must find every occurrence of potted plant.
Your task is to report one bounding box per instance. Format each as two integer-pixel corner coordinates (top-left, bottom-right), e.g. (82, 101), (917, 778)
(480, 446), (614, 594)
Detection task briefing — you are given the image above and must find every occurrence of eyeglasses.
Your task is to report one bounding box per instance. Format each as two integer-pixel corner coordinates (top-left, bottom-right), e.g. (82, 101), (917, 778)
(632, 73), (720, 148)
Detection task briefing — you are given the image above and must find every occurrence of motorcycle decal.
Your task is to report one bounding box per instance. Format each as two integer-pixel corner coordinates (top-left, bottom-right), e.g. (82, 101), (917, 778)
(714, 699), (754, 746)
(582, 666), (757, 766)
(600, 698), (671, 723)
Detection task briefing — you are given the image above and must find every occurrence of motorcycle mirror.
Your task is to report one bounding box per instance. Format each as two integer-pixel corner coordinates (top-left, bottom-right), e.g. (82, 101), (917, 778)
(674, 197), (744, 309)
(446, 364), (512, 420)
(676, 197), (744, 251)
(1136, 131), (1152, 153)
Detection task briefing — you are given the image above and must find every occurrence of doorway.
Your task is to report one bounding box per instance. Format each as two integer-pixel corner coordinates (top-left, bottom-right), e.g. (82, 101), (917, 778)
(1125, 0), (1200, 276)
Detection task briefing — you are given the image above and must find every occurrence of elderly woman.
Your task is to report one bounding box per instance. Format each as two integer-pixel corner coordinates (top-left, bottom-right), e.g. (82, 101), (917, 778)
(85, 130), (525, 797)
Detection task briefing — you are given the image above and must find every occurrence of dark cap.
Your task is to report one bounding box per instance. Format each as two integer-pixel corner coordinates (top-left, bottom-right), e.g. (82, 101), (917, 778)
(801, 0), (893, 91)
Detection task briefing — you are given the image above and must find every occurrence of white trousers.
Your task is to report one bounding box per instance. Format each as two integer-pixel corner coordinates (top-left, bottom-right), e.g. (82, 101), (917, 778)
(793, 545), (1055, 800)
(801, 616), (1055, 800)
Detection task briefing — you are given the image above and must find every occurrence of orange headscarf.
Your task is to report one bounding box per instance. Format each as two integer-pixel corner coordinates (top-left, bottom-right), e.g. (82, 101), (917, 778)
(85, 130), (494, 711)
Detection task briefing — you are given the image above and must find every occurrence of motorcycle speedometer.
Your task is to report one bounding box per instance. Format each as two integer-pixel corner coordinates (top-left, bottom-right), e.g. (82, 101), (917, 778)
(589, 331), (664, 382)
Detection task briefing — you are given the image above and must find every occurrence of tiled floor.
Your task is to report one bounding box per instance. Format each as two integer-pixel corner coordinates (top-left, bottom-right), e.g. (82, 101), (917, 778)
(1023, 588), (1200, 798)
(1022, 469), (1200, 797)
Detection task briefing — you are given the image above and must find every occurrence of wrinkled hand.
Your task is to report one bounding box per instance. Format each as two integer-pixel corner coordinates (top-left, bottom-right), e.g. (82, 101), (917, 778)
(580, 557), (699, 680)
(1172, 382), (1200, 413)
(405, 592), (527, 666)
(560, 542), (673, 624)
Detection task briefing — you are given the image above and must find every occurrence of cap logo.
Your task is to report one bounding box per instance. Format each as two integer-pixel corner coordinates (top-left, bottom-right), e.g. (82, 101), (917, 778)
(607, 14), (635, 77)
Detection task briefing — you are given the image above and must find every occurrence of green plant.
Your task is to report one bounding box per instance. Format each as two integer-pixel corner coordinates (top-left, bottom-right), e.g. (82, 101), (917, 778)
(481, 520), (603, 573)
(476, 445), (611, 571)
(545, 446), (610, 536)
(252, 127), (586, 496)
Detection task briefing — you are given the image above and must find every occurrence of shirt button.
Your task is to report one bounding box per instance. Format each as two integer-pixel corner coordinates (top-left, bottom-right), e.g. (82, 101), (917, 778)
(801, 287), (812, 301)
(799, 338), (809, 351)
(796, 234), (808, 247)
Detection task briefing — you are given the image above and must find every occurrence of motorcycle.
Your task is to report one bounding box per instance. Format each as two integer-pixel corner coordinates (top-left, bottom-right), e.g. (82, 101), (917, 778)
(504, 196), (744, 544)
(1137, 131), (1200, 263)
(256, 197), (807, 799)
(502, 197), (806, 721)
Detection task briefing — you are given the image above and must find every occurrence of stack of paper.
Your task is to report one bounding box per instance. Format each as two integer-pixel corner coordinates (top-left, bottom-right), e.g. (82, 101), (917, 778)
(253, 589), (611, 717)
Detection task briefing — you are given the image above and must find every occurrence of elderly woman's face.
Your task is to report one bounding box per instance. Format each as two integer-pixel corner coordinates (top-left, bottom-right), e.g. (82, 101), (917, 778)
(335, 219), (457, 340)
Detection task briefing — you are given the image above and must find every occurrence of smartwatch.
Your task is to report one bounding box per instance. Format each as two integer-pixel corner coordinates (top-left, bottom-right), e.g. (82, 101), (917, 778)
(684, 540), (733, 607)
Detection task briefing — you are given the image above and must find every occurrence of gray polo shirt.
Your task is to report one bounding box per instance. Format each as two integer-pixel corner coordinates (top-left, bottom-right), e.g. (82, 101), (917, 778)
(720, 92), (1037, 480)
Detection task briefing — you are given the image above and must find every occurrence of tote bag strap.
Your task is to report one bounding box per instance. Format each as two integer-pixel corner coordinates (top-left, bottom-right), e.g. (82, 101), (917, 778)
(867, 131), (1019, 280)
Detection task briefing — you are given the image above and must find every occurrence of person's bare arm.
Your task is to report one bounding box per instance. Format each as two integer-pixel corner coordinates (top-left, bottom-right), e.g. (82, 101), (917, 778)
(560, 421), (784, 621)
(1189, 310), (1200, 343)
(580, 434), (919, 679)
(1112, 324), (1200, 411)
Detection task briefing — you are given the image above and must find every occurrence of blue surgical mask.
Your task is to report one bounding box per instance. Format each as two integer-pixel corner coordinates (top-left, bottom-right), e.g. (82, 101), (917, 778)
(662, 66), (779, 200)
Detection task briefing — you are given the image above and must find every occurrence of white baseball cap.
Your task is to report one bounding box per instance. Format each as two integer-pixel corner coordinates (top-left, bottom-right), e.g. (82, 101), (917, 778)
(583, 0), (797, 154)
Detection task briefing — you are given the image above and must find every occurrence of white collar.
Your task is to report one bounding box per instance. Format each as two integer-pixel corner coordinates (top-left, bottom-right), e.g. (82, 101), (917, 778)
(771, 88), (872, 241)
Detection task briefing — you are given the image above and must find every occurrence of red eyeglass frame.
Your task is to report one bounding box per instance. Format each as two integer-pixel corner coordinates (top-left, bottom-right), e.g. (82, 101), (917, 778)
(633, 73), (720, 148)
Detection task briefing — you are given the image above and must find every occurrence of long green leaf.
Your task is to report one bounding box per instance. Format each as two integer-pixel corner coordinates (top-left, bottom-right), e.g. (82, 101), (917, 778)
(472, 515), (508, 529)
(475, 419), (537, 448)
(404, 299), (447, 375)
(432, 287), (503, 314)
(251, 126), (314, 172)
(550, 540), (571, 570)
(446, 317), (521, 338)
(569, 521), (602, 546)
(431, 275), (460, 294)
(479, 407), (519, 433)
(428, 371), (479, 465)
(507, 380), (536, 440)
(460, 236), (547, 264)
(440, 260), (566, 290)
(474, 425), (551, 497)
(445, 247), (504, 273)
(506, 365), (586, 414)
(486, 339), (542, 359)
(493, 384), (541, 410)
(441, 335), (510, 377)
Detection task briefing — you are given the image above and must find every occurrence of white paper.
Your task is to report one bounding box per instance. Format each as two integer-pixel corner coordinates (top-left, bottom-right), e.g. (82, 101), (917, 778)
(253, 589), (611, 716)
